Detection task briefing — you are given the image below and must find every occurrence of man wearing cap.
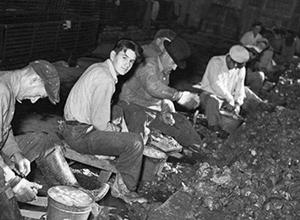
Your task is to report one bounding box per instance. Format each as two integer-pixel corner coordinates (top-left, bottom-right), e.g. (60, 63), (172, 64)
(142, 29), (177, 58)
(195, 45), (249, 133)
(118, 37), (202, 150)
(0, 60), (109, 219)
(60, 39), (148, 204)
(0, 60), (60, 219)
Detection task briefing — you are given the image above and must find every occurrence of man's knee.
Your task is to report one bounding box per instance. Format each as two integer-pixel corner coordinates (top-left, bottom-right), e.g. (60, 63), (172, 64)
(130, 133), (144, 153)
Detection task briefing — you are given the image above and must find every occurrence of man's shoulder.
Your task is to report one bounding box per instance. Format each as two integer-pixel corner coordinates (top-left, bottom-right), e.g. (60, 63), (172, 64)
(209, 55), (225, 65)
(0, 80), (11, 102)
(0, 80), (10, 93)
(84, 62), (112, 80)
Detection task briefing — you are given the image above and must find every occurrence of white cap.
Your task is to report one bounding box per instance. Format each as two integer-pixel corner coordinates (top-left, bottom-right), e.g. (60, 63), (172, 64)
(229, 45), (250, 63)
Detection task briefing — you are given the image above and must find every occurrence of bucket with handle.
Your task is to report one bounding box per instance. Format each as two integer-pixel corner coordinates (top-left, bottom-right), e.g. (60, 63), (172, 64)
(47, 185), (93, 220)
(219, 109), (245, 134)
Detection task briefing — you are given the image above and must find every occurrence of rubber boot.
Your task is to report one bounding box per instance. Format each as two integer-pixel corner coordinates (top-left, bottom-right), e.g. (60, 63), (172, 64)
(36, 145), (78, 187)
(36, 144), (110, 201)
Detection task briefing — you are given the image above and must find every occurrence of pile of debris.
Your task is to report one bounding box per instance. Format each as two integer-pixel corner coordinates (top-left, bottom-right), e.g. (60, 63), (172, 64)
(130, 67), (300, 219)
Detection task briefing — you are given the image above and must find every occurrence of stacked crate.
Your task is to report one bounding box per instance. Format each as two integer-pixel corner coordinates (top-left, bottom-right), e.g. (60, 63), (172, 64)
(0, 0), (100, 70)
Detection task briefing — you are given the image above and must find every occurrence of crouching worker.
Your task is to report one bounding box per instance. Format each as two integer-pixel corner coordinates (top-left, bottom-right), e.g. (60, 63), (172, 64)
(118, 37), (202, 150)
(60, 39), (147, 204)
(194, 45), (250, 136)
(0, 60), (109, 220)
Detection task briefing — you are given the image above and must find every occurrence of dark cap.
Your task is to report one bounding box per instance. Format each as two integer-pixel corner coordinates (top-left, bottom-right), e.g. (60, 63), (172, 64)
(29, 60), (60, 104)
(164, 36), (191, 69)
(154, 29), (177, 41)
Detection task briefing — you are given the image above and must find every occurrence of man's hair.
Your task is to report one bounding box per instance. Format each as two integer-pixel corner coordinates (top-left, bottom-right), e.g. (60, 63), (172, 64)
(252, 21), (262, 28)
(112, 39), (143, 63)
(154, 29), (176, 41)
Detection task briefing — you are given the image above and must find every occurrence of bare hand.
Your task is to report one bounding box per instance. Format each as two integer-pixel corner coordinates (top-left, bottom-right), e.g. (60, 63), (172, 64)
(11, 152), (31, 177)
(12, 178), (42, 202)
(234, 104), (241, 114)
(161, 112), (175, 126)
(106, 122), (121, 132)
(222, 102), (235, 113)
(177, 91), (200, 110)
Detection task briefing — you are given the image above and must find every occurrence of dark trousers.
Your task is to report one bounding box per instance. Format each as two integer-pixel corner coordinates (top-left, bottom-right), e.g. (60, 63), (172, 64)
(117, 101), (202, 148)
(16, 132), (59, 162)
(0, 169), (23, 220)
(59, 121), (144, 191)
(199, 88), (263, 127)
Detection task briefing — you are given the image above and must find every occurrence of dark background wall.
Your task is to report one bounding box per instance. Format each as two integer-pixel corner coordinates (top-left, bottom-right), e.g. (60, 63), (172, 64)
(1, 0), (300, 70)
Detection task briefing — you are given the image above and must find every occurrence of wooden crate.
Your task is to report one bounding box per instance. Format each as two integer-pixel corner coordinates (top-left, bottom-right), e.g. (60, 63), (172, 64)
(0, 14), (99, 70)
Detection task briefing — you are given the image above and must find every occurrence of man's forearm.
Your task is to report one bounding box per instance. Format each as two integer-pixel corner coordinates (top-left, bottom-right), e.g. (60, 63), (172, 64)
(0, 155), (16, 183)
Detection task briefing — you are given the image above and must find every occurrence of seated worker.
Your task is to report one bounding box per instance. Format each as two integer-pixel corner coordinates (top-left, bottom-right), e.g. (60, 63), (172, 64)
(0, 60), (108, 220)
(60, 39), (147, 204)
(142, 29), (177, 57)
(195, 45), (249, 134)
(118, 37), (202, 150)
(240, 22), (263, 46)
(244, 44), (265, 93)
(255, 38), (285, 84)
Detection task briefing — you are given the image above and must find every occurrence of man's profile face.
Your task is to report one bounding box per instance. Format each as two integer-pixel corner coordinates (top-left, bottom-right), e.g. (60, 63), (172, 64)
(111, 48), (136, 75)
(23, 80), (47, 103)
(162, 52), (177, 73)
(253, 25), (262, 35)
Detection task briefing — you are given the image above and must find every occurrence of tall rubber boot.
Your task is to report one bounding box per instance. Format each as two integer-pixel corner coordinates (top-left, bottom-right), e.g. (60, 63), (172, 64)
(36, 144), (110, 201)
(36, 144), (79, 187)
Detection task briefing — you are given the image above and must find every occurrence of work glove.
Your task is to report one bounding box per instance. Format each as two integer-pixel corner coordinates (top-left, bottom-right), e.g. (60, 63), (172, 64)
(177, 91), (200, 110)
(12, 178), (42, 202)
(11, 152), (31, 177)
(160, 112), (175, 126)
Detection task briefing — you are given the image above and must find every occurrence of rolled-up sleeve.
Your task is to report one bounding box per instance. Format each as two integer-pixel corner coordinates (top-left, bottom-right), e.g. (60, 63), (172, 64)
(1, 129), (21, 158)
(233, 68), (246, 105)
(0, 89), (21, 158)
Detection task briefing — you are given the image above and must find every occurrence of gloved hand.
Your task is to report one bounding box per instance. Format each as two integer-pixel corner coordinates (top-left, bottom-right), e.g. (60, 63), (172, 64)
(160, 112), (175, 126)
(12, 178), (42, 202)
(177, 91), (200, 110)
(11, 152), (31, 177)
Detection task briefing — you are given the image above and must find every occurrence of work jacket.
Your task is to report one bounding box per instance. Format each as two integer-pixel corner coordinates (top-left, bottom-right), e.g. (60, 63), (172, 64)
(0, 71), (22, 163)
(119, 56), (178, 111)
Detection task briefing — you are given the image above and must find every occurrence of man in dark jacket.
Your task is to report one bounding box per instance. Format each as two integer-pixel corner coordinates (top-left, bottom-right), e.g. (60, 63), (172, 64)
(118, 37), (202, 149)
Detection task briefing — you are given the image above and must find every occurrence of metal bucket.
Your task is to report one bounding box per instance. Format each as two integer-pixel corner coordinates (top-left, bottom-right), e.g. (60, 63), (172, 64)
(220, 110), (245, 134)
(47, 186), (93, 220)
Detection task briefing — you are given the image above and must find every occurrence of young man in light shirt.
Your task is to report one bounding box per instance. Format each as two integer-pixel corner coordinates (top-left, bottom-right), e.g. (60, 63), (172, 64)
(0, 60), (110, 219)
(61, 39), (147, 204)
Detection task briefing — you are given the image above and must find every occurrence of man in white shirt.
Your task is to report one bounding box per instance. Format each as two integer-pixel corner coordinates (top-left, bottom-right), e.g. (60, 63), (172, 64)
(240, 22), (263, 46)
(196, 45), (250, 132)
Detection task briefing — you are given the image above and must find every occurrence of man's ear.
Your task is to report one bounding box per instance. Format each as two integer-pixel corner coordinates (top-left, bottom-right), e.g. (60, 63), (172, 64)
(30, 74), (42, 85)
(110, 50), (116, 61)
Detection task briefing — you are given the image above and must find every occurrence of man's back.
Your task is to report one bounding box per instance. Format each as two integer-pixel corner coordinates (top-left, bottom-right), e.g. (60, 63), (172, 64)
(64, 60), (116, 130)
